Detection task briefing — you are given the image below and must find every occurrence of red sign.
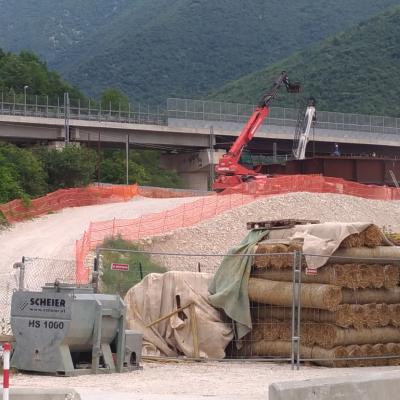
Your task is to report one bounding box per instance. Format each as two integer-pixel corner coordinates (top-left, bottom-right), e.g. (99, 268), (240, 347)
(111, 263), (129, 272)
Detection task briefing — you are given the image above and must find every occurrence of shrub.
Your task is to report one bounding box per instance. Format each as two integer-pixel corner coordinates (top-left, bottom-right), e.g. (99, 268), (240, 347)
(99, 236), (166, 296)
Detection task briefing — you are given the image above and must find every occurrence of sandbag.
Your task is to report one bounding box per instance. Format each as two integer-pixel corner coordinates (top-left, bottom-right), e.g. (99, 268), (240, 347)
(248, 278), (342, 311)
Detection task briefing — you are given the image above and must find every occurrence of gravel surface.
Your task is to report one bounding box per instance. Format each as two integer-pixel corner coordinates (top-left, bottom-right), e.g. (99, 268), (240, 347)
(11, 362), (400, 399)
(144, 192), (400, 273)
(0, 196), (201, 327)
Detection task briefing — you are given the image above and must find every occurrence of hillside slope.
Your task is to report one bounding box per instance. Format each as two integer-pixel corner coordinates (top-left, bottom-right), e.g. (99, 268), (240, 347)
(209, 6), (400, 116)
(59, 0), (400, 102)
(0, 0), (130, 64)
(2, 0), (396, 103)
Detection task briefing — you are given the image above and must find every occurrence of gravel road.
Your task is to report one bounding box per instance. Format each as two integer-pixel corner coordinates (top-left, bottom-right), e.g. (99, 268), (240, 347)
(11, 362), (400, 399)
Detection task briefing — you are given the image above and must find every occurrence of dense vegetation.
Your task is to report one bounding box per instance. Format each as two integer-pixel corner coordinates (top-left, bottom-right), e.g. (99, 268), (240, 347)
(0, 49), (83, 100)
(1, 0), (398, 103)
(209, 6), (400, 116)
(99, 236), (166, 296)
(0, 143), (181, 204)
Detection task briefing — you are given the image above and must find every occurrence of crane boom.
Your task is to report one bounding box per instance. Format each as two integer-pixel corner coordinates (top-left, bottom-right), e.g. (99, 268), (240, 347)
(213, 71), (300, 191)
(292, 97), (317, 160)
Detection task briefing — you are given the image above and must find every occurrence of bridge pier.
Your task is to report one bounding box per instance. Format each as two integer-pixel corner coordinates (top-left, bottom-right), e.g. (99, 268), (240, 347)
(160, 149), (225, 191)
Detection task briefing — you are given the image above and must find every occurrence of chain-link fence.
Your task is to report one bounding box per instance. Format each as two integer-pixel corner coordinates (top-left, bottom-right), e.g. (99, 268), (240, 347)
(0, 257), (76, 335)
(95, 246), (400, 368)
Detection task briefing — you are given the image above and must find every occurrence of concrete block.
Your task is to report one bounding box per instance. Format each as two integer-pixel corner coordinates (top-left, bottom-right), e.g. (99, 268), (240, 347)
(269, 370), (400, 400)
(0, 388), (81, 399)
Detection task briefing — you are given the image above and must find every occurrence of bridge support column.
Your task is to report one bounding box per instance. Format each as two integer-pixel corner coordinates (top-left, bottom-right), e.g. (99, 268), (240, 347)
(160, 149), (225, 191)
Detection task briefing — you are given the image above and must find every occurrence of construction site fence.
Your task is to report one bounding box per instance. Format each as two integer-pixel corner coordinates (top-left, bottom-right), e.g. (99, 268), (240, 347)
(0, 257), (76, 336)
(93, 248), (400, 367)
(75, 192), (255, 283)
(0, 184), (209, 224)
(0, 185), (139, 223)
(221, 175), (400, 201)
(75, 175), (400, 283)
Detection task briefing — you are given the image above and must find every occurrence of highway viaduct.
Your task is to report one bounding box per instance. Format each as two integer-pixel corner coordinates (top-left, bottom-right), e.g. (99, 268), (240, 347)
(0, 97), (399, 190)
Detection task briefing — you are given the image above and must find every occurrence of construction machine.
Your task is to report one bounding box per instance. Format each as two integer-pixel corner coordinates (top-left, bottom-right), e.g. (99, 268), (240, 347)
(292, 97), (317, 160)
(212, 71), (301, 192)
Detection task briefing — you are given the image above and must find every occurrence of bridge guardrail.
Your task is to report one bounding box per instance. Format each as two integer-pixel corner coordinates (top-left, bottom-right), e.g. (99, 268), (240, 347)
(1, 93), (399, 136)
(167, 98), (400, 136)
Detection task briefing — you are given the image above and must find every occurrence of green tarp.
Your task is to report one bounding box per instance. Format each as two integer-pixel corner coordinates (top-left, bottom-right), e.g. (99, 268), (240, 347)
(208, 229), (269, 341)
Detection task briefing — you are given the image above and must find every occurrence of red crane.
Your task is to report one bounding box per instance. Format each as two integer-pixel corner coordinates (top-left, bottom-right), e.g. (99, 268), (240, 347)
(212, 72), (300, 191)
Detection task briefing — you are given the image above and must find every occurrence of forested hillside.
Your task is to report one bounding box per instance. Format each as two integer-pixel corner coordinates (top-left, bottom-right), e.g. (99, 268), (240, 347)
(0, 0), (398, 103)
(0, 49), (83, 99)
(0, 0), (130, 64)
(209, 6), (400, 117)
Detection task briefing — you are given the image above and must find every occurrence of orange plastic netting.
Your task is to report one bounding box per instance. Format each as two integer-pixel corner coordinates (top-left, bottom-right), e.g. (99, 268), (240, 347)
(0, 185), (139, 223)
(75, 175), (400, 283)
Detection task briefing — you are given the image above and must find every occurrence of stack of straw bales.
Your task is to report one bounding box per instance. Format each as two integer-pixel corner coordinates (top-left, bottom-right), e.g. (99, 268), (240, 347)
(243, 225), (400, 367)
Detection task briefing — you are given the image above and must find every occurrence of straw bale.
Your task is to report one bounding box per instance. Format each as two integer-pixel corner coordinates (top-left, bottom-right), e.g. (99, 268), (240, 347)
(248, 322), (400, 349)
(342, 287), (400, 304)
(330, 246), (400, 265)
(339, 225), (385, 249)
(253, 243), (289, 269)
(252, 264), (400, 289)
(246, 321), (291, 343)
(248, 278), (342, 311)
(238, 340), (400, 367)
(360, 225), (385, 248)
(340, 233), (363, 248)
(251, 303), (399, 329)
(306, 324), (400, 349)
(389, 304), (400, 327)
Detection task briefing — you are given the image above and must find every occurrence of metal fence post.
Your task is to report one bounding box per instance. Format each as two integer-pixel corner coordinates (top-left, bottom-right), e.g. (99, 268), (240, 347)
(291, 250), (301, 370)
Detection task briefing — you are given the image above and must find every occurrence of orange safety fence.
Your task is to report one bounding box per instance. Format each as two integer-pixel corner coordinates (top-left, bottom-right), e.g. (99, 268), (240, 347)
(221, 175), (400, 200)
(138, 186), (212, 198)
(75, 175), (400, 283)
(75, 192), (255, 282)
(0, 184), (139, 223)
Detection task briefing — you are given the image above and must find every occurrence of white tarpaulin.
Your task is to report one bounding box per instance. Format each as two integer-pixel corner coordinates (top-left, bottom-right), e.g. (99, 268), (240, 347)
(124, 271), (233, 359)
(289, 222), (373, 271)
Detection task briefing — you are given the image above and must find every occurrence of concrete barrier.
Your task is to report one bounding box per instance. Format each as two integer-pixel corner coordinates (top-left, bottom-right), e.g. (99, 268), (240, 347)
(0, 388), (81, 399)
(269, 370), (400, 400)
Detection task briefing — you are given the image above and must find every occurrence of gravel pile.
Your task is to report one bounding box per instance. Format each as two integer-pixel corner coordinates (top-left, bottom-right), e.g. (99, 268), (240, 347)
(143, 192), (400, 273)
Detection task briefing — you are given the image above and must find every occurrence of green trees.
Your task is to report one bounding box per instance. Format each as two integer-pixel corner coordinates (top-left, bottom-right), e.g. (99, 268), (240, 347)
(99, 236), (166, 296)
(209, 6), (400, 116)
(0, 143), (182, 204)
(0, 49), (84, 100)
(36, 146), (97, 191)
(0, 143), (47, 203)
(99, 149), (181, 188)
(100, 88), (130, 111)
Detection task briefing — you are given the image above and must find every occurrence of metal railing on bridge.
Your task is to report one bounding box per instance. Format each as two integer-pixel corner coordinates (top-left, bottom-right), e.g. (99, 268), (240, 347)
(1, 92), (399, 136)
(167, 98), (400, 136)
(0, 92), (167, 126)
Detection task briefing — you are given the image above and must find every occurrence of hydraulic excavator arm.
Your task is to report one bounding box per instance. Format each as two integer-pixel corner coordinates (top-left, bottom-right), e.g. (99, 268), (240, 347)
(213, 72), (300, 191)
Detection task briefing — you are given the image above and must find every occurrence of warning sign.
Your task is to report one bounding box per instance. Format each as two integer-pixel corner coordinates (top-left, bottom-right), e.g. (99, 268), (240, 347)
(111, 263), (129, 271)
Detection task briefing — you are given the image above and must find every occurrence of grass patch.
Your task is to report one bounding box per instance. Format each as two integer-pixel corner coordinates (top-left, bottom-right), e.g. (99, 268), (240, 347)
(100, 236), (166, 297)
(0, 210), (9, 227)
